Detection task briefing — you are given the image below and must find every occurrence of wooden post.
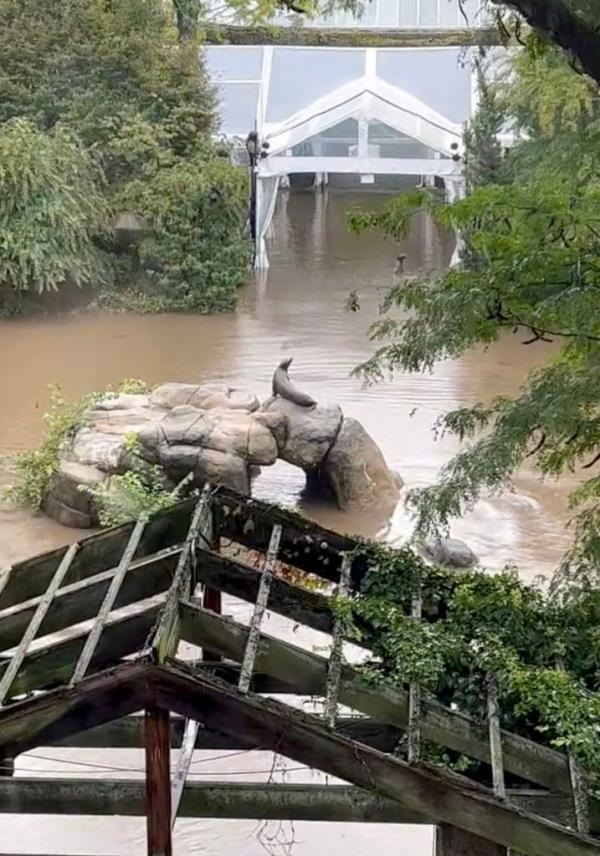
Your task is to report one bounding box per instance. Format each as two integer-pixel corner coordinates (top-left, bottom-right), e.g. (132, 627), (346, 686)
(435, 825), (507, 855)
(487, 673), (506, 799)
(145, 707), (172, 856)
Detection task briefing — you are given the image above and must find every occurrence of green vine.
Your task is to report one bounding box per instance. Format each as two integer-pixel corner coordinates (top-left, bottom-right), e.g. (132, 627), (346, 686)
(334, 543), (600, 778)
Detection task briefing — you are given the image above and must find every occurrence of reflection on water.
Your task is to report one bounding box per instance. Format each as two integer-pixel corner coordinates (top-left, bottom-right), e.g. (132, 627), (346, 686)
(0, 189), (574, 855)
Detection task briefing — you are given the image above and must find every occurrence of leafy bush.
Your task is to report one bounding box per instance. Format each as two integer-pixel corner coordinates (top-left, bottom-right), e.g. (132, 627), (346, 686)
(0, 0), (249, 316)
(337, 544), (600, 776)
(103, 154), (250, 313)
(5, 379), (150, 510)
(0, 119), (110, 308)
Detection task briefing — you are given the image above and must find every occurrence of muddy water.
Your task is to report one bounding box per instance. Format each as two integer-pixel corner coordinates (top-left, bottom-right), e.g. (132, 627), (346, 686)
(0, 190), (573, 855)
(0, 190), (571, 577)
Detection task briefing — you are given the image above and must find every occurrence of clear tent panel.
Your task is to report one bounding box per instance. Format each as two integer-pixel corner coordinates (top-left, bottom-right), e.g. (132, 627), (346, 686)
(214, 82), (259, 135)
(204, 46), (262, 81)
(367, 121), (434, 159)
(376, 49), (472, 124)
(266, 48), (366, 124)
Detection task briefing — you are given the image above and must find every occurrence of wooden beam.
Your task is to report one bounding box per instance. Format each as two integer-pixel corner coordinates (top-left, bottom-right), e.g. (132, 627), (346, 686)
(0, 547), (178, 654)
(0, 661), (151, 757)
(70, 518), (147, 686)
(54, 713), (403, 752)
(0, 779), (581, 828)
(194, 547), (337, 637)
(152, 488), (212, 665)
(214, 489), (366, 587)
(151, 664), (600, 856)
(178, 601), (589, 800)
(0, 500), (195, 611)
(145, 707), (172, 856)
(202, 24), (501, 48)
(0, 604), (158, 703)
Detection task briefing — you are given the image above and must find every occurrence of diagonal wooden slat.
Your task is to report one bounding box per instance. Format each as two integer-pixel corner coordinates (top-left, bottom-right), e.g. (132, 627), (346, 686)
(0, 543), (79, 705)
(152, 486), (213, 665)
(324, 553), (351, 728)
(238, 523), (282, 694)
(70, 517), (147, 686)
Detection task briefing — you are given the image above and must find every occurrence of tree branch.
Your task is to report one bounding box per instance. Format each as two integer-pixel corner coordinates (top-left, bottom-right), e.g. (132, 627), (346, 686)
(491, 0), (600, 85)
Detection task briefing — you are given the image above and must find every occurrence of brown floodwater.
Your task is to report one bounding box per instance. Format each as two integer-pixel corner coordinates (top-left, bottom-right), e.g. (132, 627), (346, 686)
(0, 190), (575, 855)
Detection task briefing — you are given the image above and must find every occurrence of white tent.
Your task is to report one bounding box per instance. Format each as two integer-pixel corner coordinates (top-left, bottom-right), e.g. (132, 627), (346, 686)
(204, 39), (476, 265)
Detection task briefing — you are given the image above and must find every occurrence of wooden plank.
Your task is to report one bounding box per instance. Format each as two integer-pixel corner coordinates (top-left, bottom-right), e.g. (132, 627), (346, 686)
(570, 754), (591, 835)
(0, 544), (79, 705)
(0, 604), (159, 703)
(0, 661), (150, 757)
(152, 664), (600, 856)
(0, 500), (195, 611)
(436, 825), (507, 855)
(178, 601), (590, 800)
(408, 565), (423, 764)
(488, 674), (506, 799)
(54, 714), (403, 752)
(1, 779), (575, 825)
(324, 554), (351, 728)
(145, 707), (172, 856)
(152, 488), (212, 665)
(194, 547), (337, 636)
(202, 24), (501, 48)
(0, 547), (178, 654)
(238, 523), (282, 694)
(70, 518), (147, 686)
(214, 489), (366, 587)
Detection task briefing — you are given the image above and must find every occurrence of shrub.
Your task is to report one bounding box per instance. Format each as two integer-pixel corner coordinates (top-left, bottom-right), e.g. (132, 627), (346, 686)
(104, 154), (251, 313)
(0, 119), (110, 306)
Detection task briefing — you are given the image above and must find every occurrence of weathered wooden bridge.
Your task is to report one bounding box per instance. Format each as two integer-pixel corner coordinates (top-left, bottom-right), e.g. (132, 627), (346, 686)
(0, 486), (598, 856)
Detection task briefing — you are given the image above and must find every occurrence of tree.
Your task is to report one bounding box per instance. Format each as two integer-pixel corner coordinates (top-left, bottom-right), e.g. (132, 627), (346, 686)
(0, 119), (109, 313)
(349, 28), (600, 585)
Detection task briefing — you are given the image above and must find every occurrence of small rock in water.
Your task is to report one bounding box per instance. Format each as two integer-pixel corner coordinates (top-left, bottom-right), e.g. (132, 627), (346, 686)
(423, 537), (478, 569)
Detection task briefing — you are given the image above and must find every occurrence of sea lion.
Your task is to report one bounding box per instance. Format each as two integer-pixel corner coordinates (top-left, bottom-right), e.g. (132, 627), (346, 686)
(272, 357), (316, 408)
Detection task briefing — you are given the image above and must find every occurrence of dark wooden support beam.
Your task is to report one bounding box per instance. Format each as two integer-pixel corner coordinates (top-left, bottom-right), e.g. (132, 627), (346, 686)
(0, 604), (159, 702)
(0, 501), (194, 611)
(145, 707), (172, 856)
(54, 713), (403, 752)
(0, 778), (581, 829)
(214, 489), (364, 586)
(151, 665), (600, 856)
(0, 661), (151, 757)
(194, 547), (337, 637)
(179, 601), (587, 800)
(436, 824), (507, 855)
(202, 24), (501, 48)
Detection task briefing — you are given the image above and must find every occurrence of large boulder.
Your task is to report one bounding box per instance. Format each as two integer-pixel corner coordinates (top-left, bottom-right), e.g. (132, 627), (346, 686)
(321, 417), (400, 511)
(68, 430), (125, 473)
(150, 383), (259, 413)
(423, 537), (478, 568)
(263, 398), (343, 470)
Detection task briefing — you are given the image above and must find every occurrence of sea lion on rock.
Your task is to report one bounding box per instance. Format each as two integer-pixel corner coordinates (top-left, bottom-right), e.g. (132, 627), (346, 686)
(272, 358), (316, 408)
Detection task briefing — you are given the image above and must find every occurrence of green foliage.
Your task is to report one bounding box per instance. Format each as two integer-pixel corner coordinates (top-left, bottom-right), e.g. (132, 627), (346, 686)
(0, 119), (110, 305)
(338, 544), (600, 774)
(5, 385), (101, 509)
(83, 438), (180, 527)
(6, 379), (150, 510)
(0, 0), (249, 316)
(103, 154), (250, 313)
(348, 41), (600, 583)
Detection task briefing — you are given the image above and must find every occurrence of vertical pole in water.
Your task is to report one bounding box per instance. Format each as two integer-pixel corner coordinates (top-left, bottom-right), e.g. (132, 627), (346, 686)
(145, 707), (172, 856)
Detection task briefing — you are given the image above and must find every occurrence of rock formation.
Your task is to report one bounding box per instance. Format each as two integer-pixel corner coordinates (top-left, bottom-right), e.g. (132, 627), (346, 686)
(43, 380), (401, 528)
